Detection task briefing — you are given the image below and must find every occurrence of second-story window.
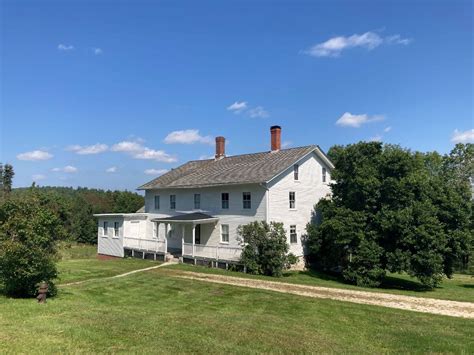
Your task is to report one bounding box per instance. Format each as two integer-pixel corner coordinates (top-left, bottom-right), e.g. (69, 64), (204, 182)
(289, 191), (296, 209)
(154, 195), (160, 210)
(322, 167), (327, 183)
(221, 193), (229, 209)
(170, 195), (176, 210)
(294, 164), (299, 180)
(243, 192), (251, 209)
(194, 193), (201, 209)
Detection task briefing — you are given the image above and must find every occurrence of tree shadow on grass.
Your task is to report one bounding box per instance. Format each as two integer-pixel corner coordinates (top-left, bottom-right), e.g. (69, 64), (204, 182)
(461, 284), (474, 289)
(293, 268), (436, 293)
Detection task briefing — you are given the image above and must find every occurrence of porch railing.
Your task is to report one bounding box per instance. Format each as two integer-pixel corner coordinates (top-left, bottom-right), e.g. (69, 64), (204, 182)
(123, 237), (166, 253)
(183, 242), (242, 261)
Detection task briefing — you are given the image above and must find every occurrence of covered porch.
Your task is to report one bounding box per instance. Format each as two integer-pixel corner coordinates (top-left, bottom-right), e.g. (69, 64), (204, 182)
(152, 212), (242, 262)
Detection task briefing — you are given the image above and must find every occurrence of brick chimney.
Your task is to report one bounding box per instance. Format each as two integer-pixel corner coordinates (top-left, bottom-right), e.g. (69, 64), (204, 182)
(270, 125), (281, 151)
(215, 136), (225, 160)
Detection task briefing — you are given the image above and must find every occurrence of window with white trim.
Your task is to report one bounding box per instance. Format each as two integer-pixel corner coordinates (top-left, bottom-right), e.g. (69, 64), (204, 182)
(290, 225), (297, 244)
(114, 222), (119, 237)
(294, 164), (299, 180)
(289, 191), (296, 209)
(170, 195), (176, 210)
(221, 193), (229, 209)
(154, 195), (160, 210)
(103, 221), (108, 236)
(243, 192), (251, 209)
(322, 167), (327, 183)
(194, 193), (201, 209)
(221, 224), (229, 243)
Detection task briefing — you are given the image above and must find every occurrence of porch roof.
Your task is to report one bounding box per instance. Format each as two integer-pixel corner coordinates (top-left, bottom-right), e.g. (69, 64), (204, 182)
(152, 212), (218, 224)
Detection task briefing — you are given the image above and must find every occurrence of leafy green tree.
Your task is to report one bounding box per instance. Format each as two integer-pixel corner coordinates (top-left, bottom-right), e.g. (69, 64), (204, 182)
(0, 198), (60, 297)
(238, 221), (296, 277)
(308, 142), (473, 288)
(2, 164), (14, 196)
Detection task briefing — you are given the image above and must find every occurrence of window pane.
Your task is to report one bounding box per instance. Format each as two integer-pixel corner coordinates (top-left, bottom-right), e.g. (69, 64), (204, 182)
(154, 195), (160, 210)
(294, 164), (299, 180)
(114, 222), (119, 237)
(290, 225), (297, 243)
(221, 224), (229, 242)
(221, 193), (229, 209)
(194, 194), (201, 209)
(103, 222), (108, 236)
(243, 192), (251, 209)
(322, 167), (327, 183)
(170, 195), (176, 209)
(289, 192), (295, 209)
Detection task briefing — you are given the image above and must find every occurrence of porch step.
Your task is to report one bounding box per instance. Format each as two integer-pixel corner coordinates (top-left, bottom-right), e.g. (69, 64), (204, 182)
(165, 253), (180, 263)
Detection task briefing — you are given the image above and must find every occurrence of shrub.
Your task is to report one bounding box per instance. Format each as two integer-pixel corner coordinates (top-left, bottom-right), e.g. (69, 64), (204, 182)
(0, 198), (60, 297)
(238, 221), (297, 277)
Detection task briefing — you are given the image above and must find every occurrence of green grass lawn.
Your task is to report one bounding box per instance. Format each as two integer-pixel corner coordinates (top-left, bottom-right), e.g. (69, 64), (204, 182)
(166, 263), (474, 303)
(54, 243), (157, 284)
(1, 270), (473, 353)
(0, 245), (472, 353)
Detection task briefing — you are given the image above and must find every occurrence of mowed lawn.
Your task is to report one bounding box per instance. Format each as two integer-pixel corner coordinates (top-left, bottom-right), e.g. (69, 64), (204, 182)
(0, 249), (473, 353)
(168, 264), (474, 303)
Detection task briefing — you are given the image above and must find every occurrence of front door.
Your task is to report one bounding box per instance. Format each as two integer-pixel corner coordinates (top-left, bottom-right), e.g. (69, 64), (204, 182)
(195, 224), (201, 245)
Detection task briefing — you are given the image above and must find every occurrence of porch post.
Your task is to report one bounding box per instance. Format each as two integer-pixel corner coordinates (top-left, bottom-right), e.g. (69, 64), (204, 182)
(155, 222), (160, 252)
(163, 223), (168, 253)
(192, 224), (196, 258)
(182, 224), (185, 255)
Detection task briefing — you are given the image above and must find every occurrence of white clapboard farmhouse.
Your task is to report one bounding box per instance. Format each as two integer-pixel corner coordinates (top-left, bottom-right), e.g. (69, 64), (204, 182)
(95, 126), (333, 266)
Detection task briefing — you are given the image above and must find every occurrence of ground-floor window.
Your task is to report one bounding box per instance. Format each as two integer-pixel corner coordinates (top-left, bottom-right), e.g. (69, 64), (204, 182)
(221, 224), (229, 243)
(290, 225), (297, 244)
(114, 222), (119, 237)
(103, 221), (108, 236)
(194, 224), (201, 244)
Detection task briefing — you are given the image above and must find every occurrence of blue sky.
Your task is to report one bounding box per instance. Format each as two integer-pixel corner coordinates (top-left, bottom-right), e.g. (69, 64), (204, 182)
(1, 0), (473, 191)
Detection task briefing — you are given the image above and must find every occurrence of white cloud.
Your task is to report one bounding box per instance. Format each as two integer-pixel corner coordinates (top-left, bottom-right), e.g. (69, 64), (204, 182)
(52, 165), (78, 173)
(248, 106), (269, 118)
(227, 101), (247, 113)
(17, 150), (53, 161)
(106, 166), (117, 173)
(93, 47), (103, 55)
(385, 35), (412, 45)
(199, 154), (215, 160)
(67, 143), (108, 155)
(110, 141), (143, 153)
(164, 129), (213, 145)
(144, 169), (168, 175)
(281, 141), (292, 148)
(369, 134), (383, 142)
(58, 44), (74, 51)
(305, 31), (411, 57)
(336, 112), (384, 128)
(32, 174), (46, 181)
(111, 141), (177, 162)
(384, 126), (392, 133)
(451, 129), (474, 144)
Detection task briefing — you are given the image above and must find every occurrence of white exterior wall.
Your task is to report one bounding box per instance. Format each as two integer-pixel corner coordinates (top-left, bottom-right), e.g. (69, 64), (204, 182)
(144, 183), (267, 248)
(267, 152), (332, 256)
(97, 216), (125, 257)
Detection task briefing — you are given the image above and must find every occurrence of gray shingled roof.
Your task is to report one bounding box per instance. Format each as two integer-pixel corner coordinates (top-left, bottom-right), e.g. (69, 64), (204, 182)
(138, 145), (332, 190)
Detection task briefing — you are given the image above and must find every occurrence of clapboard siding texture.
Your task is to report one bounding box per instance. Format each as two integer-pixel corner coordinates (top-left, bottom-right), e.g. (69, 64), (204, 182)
(144, 183), (267, 248)
(267, 152), (332, 256)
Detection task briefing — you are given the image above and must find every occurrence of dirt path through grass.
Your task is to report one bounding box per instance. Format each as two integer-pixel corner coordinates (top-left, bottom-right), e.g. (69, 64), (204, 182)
(60, 262), (175, 286)
(171, 271), (474, 319)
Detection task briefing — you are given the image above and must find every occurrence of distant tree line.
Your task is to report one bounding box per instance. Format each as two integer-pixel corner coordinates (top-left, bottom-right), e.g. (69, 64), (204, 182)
(306, 143), (473, 288)
(11, 185), (144, 244)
